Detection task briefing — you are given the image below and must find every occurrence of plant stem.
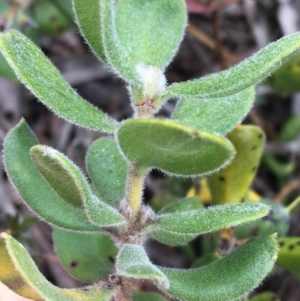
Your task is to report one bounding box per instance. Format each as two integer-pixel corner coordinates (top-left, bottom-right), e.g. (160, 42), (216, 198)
(126, 165), (145, 217)
(287, 196), (300, 213)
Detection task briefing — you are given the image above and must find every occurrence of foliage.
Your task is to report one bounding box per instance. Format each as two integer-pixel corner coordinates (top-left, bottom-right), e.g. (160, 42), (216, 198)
(1, 0), (300, 300)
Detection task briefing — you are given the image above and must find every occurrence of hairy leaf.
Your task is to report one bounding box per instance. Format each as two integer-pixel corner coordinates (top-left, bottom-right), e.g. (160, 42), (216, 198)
(53, 229), (117, 283)
(30, 145), (89, 208)
(172, 87), (255, 135)
(86, 137), (128, 206)
(0, 233), (113, 301)
(115, 0), (186, 69)
(149, 202), (269, 237)
(73, 0), (107, 62)
(117, 118), (235, 177)
(160, 235), (278, 301)
(208, 125), (265, 204)
(277, 237), (300, 281)
(157, 32), (300, 106)
(4, 119), (98, 232)
(0, 30), (116, 132)
(116, 244), (169, 289)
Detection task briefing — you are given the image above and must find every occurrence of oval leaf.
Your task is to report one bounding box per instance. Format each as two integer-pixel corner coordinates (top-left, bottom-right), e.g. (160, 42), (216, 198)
(149, 202), (269, 238)
(4, 119), (98, 232)
(73, 0), (108, 63)
(160, 235), (278, 301)
(0, 233), (113, 301)
(117, 118), (235, 177)
(115, 0), (186, 69)
(0, 30), (116, 133)
(157, 32), (300, 106)
(133, 291), (168, 301)
(116, 244), (169, 289)
(277, 237), (300, 281)
(86, 137), (128, 206)
(208, 125), (265, 204)
(172, 87), (255, 135)
(53, 229), (117, 283)
(30, 145), (89, 208)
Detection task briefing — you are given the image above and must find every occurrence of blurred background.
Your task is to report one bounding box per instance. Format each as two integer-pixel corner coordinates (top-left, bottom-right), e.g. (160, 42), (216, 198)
(0, 0), (300, 300)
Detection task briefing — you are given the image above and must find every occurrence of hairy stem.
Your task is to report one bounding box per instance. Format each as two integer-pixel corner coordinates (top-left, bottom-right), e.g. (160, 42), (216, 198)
(126, 165), (145, 217)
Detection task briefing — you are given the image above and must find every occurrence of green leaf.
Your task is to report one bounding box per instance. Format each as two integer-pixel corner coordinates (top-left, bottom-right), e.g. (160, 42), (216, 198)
(160, 235), (278, 301)
(100, 0), (140, 84)
(157, 32), (300, 105)
(115, 0), (186, 70)
(53, 229), (117, 283)
(133, 291), (168, 301)
(158, 197), (203, 214)
(172, 87), (255, 135)
(117, 118), (235, 177)
(86, 137), (128, 206)
(0, 233), (113, 301)
(250, 292), (280, 301)
(4, 119), (98, 232)
(0, 52), (18, 82)
(208, 125), (265, 204)
(278, 115), (300, 143)
(116, 244), (169, 289)
(191, 253), (221, 268)
(277, 237), (300, 281)
(149, 202), (269, 239)
(0, 30), (116, 133)
(30, 145), (89, 208)
(234, 199), (290, 239)
(73, 0), (108, 63)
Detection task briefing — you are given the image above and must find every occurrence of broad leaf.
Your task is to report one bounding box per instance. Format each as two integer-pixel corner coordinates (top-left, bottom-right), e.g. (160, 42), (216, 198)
(0, 30), (116, 133)
(133, 291), (168, 301)
(277, 237), (300, 281)
(116, 244), (169, 289)
(86, 137), (128, 206)
(117, 118), (235, 177)
(234, 199), (290, 239)
(191, 253), (221, 268)
(156, 32), (300, 106)
(158, 197), (203, 214)
(160, 235), (278, 301)
(4, 120), (98, 232)
(73, 0), (108, 63)
(30, 145), (89, 208)
(0, 233), (113, 301)
(208, 125), (265, 204)
(172, 87), (255, 135)
(53, 229), (117, 283)
(148, 202), (269, 240)
(115, 0), (186, 69)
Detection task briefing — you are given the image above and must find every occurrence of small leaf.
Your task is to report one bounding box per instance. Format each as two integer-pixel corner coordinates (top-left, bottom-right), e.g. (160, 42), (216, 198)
(116, 244), (169, 289)
(115, 0), (186, 70)
(4, 119), (98, 232)
(172, 87), (255, 135)
(208, 125), (265, 204)
(249, 292), (280, 301)
(86, 137), (128, 206)
(73, 0), (108, 63)
(157, 32), (300, 105)
(191, 252), (221, 268)
(158, 197), (203, 214)
(100, 0), (140, 84)
(0, 233), (113, 301)
(117, 118), (235, 177)
(160, 235), (278, 301)
(149, 202), (269, 239)
(53, 229), (117, 283)
(84, 194), (126, 227)
(277, 237), (300, 281)
(133, 291), (168, 301)
(0, 30), (116, 133)
(30, 145), (89, 208)
(234, 199), (290, 239)
(278, 114), (300, 143)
